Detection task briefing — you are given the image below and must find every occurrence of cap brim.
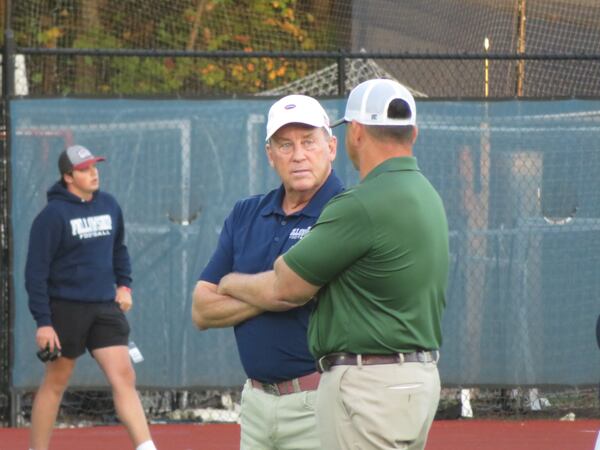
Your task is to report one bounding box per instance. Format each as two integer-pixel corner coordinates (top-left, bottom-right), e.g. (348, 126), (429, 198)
(266, 121), (332, 141)
(331, 117), (348, 128)
(72, 156), (106, 170)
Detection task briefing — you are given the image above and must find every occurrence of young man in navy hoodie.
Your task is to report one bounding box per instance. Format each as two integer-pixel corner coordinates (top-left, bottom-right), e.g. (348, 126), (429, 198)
(25, 145), (157, 450)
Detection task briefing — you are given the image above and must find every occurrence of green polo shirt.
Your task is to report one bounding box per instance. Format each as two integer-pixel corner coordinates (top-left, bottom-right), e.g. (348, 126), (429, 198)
(283, 157), (449, 358)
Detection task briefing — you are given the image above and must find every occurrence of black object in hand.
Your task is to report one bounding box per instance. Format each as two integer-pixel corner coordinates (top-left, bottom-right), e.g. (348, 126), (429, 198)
(36, 345), (61, 363)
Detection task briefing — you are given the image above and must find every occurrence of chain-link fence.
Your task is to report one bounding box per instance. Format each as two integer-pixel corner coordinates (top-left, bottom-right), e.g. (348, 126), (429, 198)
(8, 51), (600, 98)
(4, 0), (600, 98)
(2, 0), (600, 427)
(14, 389), (242, 427)
(11, 385), (595, 427)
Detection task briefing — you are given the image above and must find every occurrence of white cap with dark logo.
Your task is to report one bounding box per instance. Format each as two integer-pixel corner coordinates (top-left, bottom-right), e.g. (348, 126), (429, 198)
(332, 79), (416, 128)
(59, 145), (106, 175)
(265, 94), (332, 141)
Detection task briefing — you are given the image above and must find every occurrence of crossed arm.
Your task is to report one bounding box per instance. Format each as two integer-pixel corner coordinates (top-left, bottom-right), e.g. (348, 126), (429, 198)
(217, 255), (320, 311)
(192, 255), (320, 329)
(191, 281), (264, 329)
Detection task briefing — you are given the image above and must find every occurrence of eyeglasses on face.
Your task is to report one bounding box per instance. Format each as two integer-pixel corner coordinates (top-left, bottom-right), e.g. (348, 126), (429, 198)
(272, 138), (321, 155)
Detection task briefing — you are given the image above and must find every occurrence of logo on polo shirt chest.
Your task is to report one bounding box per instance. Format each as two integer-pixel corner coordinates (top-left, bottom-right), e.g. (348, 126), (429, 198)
(70, 214), (113, 239)
(289, 226), (311, 240)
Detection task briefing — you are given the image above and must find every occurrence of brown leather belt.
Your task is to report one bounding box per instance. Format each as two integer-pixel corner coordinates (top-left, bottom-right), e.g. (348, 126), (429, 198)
(250, 371), (320, 396)
(317, 351), (439, 373)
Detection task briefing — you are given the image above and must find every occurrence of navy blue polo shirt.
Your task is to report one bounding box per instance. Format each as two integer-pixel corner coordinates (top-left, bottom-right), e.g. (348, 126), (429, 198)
(200, 171), (344, 383)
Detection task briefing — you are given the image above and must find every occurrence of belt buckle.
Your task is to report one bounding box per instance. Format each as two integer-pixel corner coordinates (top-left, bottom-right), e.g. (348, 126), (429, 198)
(417, 350), (439, 363)
(262, 382), (280, 396)
(317, 355), (330, 373)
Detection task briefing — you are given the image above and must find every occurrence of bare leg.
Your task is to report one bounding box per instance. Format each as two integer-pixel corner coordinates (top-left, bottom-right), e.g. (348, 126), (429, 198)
(30, 356), (77, 450)
(93, 345), (152, 446)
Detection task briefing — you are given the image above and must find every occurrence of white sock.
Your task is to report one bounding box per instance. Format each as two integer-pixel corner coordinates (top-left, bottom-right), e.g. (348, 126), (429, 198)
(136, 441), (157, 450)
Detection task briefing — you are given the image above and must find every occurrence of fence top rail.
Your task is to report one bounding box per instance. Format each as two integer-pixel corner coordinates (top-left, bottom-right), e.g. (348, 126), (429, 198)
(13, 47), (600, 60)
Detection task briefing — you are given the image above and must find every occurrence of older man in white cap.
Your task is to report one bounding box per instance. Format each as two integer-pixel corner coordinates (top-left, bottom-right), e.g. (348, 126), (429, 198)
(192, 95), (342, 449)
(217, 79), (449, 450)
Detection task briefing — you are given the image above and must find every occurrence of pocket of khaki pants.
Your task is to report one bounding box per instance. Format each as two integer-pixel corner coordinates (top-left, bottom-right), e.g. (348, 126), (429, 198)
(341, 368), (429, 443)
(385, 382), (423, 390)
(302, 389), (317, 411)
(386, 383), (429, 442)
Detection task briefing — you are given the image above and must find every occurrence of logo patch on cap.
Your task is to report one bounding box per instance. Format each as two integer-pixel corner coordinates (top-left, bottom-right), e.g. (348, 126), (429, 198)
(265, 94), (332, 141)
(333, 79), (417, 127)
(77, 148), (92, 159)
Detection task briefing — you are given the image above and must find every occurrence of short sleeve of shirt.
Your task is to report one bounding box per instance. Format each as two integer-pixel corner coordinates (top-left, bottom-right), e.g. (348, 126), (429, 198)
(283, 190), (372, 286)
(199, 207), (236, 284)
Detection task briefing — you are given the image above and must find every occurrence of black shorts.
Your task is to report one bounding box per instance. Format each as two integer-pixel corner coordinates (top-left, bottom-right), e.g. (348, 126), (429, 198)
(50, 299), (130, 359)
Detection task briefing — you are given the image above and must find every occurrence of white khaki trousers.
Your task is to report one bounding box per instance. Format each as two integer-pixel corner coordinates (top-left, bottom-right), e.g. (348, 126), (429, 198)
(240, 379), (320, 450)
(316, 361), (440, 450)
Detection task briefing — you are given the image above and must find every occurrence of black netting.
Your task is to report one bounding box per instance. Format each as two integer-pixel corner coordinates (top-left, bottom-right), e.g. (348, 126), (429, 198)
(4, 0), (600, 97)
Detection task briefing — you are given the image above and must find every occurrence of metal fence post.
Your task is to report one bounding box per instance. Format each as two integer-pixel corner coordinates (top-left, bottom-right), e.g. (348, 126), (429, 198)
(337, 51), (345, 96)
(2, 0), (15, 427)
(3, 8), (15, 98)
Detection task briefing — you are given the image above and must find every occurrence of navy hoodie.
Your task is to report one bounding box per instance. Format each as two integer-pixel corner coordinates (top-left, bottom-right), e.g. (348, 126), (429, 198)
(25, 182), (132, 327)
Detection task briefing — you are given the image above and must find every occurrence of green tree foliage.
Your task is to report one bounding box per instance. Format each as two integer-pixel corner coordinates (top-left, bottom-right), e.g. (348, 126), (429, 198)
(11, 0), (341, 95)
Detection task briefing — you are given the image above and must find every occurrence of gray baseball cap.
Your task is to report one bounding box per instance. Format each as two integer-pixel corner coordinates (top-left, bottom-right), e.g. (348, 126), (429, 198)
(58, 145), (105, 175)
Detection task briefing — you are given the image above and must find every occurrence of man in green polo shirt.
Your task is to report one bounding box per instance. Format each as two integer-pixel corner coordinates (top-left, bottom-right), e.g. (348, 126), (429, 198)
(218, 78), (449, 450)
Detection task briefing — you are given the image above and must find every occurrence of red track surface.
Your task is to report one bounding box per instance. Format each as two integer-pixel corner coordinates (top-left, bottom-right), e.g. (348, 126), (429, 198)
(0, 420), (598, 449)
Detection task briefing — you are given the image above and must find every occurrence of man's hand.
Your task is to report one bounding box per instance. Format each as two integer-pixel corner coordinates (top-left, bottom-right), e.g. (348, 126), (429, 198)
(36, 325), (61, 352)
(115, 286), (133, 312)
(191, 281), (264, 329)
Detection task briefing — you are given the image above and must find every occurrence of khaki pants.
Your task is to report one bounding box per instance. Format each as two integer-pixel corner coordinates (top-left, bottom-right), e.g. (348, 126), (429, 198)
(316, 361), (440, 450)
(240, 380), (320, 450)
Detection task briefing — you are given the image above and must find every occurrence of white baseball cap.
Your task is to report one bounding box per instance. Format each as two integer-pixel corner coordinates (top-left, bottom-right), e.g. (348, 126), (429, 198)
(265, 94), (332, 141)
(332, 79), (416, 127)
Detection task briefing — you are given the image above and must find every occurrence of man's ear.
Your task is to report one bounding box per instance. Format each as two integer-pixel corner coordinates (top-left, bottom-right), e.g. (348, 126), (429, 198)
(265, 144), (275, 168)
(327, 135), (337, 162)
(411, 126), (419, 144)
(350, 121), (364, 143)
